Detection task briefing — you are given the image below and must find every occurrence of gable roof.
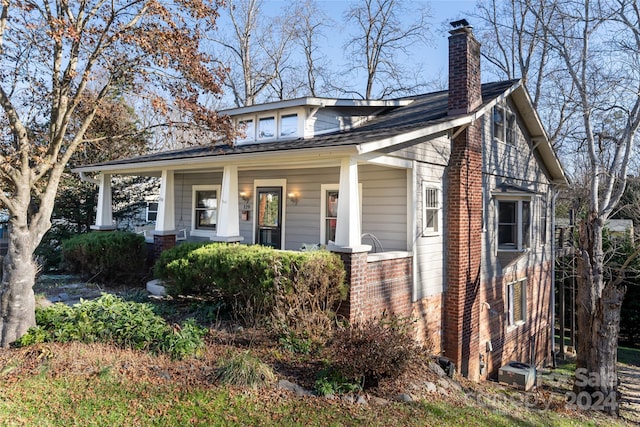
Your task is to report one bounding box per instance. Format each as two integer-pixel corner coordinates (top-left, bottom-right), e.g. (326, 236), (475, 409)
(72, 79), (567, 185)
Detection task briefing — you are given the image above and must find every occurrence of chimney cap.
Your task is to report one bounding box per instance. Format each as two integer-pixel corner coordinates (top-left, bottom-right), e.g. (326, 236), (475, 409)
(450, 19), (471, 29)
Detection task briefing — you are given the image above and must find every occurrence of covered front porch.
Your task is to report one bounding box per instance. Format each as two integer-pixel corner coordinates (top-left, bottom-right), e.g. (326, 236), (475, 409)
(87, 152), (415, 258)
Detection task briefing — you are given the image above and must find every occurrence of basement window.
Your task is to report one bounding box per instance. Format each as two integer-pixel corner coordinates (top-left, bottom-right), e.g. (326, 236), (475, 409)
(508, 278), (527, 326)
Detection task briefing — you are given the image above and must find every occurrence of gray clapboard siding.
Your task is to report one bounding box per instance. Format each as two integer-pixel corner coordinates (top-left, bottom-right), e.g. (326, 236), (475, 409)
(479, 105), (554, 280)
(173, 172), (223, 233)
(385, 135), (450, 166)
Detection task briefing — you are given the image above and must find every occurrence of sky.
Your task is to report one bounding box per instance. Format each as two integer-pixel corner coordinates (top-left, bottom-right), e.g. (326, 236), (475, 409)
(313, 0), (478, 89)
(217, 0), (479, 104)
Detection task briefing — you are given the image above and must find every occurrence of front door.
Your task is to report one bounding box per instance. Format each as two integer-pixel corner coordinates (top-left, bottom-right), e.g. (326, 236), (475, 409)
(256, 187), (282, 249)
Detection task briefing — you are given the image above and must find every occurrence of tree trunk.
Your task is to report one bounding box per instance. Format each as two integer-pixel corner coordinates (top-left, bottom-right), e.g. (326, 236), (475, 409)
(575, 215), (625, 415)
(0, 225), (37, 347)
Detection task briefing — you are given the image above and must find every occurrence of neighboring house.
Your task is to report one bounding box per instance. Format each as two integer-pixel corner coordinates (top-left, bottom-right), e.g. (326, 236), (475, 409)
(72, 22), (568, 381)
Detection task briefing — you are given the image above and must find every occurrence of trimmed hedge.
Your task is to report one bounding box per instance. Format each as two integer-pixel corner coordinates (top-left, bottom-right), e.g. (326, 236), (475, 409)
(154, 243), (347, 336)
(61, 231), (147, 284)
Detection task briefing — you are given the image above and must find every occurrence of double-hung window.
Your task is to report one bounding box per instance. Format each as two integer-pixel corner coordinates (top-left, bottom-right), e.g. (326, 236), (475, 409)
(507, 278), (527, 326)
(497, 198), (531, 251)
(146, 202), (158, 222)
(322, 186), (339, 244)
(423, 183), (441, 236)
(192, 185), (220, 236)
(493, 105), (516, 145)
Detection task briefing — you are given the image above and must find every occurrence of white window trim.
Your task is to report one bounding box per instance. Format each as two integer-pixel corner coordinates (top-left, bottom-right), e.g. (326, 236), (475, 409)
(191, 184), (221, 238)
(507, 278), (527, 327)
(146, 202), (158, 222)
(422, 181), (442, 237)
(237, 119), (255, 143)
(538, 195), (547, 247)
(495, 196), (532, 253)
(235, 109), (302, 144)
(493, 104), (516, 145)
(319, 183), (363, 245)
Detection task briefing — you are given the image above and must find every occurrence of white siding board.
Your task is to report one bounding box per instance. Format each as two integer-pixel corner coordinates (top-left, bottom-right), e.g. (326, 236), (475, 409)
(412, 162), (446, 299)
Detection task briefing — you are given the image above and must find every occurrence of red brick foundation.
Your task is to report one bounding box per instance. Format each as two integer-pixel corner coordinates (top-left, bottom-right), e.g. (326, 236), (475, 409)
(336, 251), (552, 377)
(479, 261), (553, 379)
(336, 252), (440, 348)
(153, 233), (176, 259)
(336, 253), (412, 323)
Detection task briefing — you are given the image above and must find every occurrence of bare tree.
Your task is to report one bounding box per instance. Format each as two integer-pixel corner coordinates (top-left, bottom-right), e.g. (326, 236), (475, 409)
(479, 0), (640, 414)
(289, 0), (334, 98)
(343, 0), (433, 99)
(213, 0), (299, 106)
(0, 0), (232, 346)
(475, 0), (577, 148)
(540, 1), (640, 414)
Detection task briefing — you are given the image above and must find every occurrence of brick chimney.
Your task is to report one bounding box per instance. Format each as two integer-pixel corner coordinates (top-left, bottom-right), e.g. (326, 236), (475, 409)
(448, 20), (482, 115)
(444, 19), (483, 381)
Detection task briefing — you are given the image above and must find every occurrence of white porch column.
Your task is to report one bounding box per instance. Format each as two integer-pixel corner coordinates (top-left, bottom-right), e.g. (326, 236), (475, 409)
(329, 157), (370, 252)
(212, 165), (244, 242)
(91, 173), (115, 230)
(155, 169), (175, 232)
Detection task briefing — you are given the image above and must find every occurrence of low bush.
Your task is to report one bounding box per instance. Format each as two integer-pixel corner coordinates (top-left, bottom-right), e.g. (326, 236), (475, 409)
(214, 351), (276, 389)
(154, 243), (347, 339)
(314, 365), (362, 396)
(328, 314), (419, 389)
(278, 331), (314, 354)
(61, 231), (147, 284)
(17, 294), (207, 360)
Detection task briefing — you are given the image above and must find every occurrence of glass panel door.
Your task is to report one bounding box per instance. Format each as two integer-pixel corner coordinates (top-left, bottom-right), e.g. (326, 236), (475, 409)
(256, 187), (282, 249)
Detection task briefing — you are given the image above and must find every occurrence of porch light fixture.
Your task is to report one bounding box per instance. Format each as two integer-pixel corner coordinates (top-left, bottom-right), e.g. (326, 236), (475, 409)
(287, 192), (299, 205)
(240, 191), (250, 202)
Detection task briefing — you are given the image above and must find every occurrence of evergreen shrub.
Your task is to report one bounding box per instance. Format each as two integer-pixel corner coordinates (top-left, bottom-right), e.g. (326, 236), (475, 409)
(61, 231), (147, 284)
(154, 243), (347, 336)
(17, 294), (207, 359)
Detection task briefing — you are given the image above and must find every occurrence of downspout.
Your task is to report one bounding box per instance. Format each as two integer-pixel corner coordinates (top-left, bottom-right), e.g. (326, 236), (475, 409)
(550, 188), (558, 368)
(79, 171), (100, 185)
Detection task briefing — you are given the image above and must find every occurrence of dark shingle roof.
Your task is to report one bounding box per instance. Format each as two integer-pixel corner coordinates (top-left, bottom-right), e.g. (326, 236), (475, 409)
(76, 80), (519, 170)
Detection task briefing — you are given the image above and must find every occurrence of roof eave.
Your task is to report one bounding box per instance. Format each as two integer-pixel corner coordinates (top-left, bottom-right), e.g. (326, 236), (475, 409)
(510, 85), (569, 186)
(70, 145), (359, 175)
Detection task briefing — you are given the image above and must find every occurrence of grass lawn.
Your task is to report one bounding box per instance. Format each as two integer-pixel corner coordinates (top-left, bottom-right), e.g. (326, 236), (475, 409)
(0, 340), (633, 427)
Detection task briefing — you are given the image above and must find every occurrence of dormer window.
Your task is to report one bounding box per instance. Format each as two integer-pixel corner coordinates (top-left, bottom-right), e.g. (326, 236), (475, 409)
(493, 105), (516, 145)
(280, 114), (298, 137)
(236, 111), (299, 144)
(239, 119), (255, 140)
(258, 117), (275, 139)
